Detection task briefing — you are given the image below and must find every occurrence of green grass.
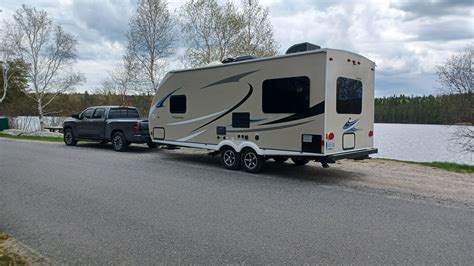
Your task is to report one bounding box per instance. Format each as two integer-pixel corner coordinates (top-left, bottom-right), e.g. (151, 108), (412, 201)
(380, 159), (474, 173)
(0, 132), (63, 142)
(0, 231), (29, 265)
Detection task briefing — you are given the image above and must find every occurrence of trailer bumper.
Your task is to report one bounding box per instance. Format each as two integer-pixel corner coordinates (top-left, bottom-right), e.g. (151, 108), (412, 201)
(324, 148), (378, 163)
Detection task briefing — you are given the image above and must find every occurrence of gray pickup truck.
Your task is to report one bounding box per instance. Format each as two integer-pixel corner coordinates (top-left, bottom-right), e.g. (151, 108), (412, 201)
(63, 106), (155, 151)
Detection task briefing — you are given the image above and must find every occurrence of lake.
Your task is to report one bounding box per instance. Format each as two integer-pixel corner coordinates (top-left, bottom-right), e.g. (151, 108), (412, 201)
(5, 117), (474, 165)
(374, 123), (473, 165)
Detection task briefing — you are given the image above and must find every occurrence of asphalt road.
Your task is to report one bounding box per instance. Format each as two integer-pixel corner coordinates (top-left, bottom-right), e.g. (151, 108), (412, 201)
(0, 138), (473, 264)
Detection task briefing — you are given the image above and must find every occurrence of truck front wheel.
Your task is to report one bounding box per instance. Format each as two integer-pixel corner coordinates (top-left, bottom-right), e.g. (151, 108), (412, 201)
(112, 132), (129, 152)
(64, 129), (77, 146)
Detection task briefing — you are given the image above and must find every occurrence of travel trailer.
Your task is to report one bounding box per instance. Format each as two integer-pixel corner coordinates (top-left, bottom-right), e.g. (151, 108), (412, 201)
(148, 43), (378, 173)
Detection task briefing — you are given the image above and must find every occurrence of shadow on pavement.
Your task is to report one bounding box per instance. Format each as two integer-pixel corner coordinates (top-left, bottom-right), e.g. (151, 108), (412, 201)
(158, 149), (363, 185)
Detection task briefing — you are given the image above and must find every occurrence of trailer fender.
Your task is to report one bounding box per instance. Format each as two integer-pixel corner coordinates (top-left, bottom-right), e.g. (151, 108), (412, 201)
(237, 141), (263, 155)
(216, 140), (263, 155)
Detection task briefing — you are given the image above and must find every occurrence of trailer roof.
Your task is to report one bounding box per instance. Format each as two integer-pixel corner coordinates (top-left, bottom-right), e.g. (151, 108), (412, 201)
(169, 48), (374, 74)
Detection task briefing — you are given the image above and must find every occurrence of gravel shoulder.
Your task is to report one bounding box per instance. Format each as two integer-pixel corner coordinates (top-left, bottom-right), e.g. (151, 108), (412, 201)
(169, 148), (474, 206)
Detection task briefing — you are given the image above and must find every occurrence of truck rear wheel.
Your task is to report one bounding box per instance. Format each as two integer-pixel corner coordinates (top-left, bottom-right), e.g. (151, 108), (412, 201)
(241, 148), (265, 173)
(291, 157), (310, 166)
(220, 147), (241, 170)
(112, 132), (129, 152)
(64, 128), (77, 146)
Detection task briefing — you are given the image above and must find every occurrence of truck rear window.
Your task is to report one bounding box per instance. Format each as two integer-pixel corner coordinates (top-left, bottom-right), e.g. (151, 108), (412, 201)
(109, 108), (140, 119)
(336, 77), (362, 114)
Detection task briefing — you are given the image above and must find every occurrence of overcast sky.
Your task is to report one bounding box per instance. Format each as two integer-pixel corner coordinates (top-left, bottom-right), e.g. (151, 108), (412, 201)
(0, 0), (472, 97)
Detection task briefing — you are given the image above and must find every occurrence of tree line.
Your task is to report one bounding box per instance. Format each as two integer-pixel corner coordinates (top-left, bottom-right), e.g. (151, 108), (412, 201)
(0, 0), (278, 130)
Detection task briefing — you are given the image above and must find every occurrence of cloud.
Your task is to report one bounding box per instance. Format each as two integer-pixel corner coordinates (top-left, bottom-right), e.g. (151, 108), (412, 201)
(0, 0), (472, 96)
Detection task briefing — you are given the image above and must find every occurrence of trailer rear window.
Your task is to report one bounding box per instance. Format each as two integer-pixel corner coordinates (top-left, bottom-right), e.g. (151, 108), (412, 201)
(109, 108), (140, 119)
(336, 77), (362, 114)
(170, 95), (186, 114)
(262, 76), (310, 113)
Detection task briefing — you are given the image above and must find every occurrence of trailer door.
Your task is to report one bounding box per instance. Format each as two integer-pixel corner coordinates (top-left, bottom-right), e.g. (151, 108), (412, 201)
(336, 77), (362, 150)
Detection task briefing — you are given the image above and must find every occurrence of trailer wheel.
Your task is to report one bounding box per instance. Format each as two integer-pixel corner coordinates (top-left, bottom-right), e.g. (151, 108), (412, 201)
(112, 132), (129, 152)
(241, 148), (265, 173)
(63, 128), (77, 146)
(220, 147), (241, 170)
(291, 157), (310, 166)
(273, 157), (288, 163)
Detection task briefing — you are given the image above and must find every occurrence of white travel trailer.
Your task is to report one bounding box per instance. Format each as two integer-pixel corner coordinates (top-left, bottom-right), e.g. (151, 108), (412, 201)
(149, 43), (377, 173)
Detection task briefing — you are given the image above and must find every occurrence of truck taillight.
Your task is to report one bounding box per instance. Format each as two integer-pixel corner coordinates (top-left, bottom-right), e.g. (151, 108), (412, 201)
(368, 130), (373, 137)
(133, 122), (141, 132)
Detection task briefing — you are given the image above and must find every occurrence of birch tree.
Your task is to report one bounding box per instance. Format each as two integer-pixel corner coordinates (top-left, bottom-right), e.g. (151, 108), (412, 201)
(437, 45), (473, 153)
(126, 0), (174, 94)
(5, 5), (84, 130)
(181, 0), (243, 67)
(235, 0), (278, 57)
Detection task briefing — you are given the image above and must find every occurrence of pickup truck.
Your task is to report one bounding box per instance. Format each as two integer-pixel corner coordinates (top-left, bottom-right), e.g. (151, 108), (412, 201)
(63, 106), (155, 151)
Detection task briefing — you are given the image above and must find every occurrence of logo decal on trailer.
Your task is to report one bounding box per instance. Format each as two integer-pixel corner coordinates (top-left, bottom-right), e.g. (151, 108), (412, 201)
(343, 118), (361, 132)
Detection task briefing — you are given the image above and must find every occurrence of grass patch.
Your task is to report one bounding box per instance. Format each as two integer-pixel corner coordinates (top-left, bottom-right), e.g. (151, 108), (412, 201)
(0, 231), (29, 265)
(0, 132), (62, 143)
(380, 158), (474, 173)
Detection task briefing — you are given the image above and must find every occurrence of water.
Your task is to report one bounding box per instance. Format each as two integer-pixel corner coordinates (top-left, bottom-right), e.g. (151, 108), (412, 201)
(374, 123), (473, 165)
(6, 117), (473, 165)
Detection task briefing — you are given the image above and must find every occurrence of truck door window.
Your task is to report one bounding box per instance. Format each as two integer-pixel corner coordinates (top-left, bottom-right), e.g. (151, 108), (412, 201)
(92, 108), (105, 119)
(262, 76), (310, 113)
(81, 108), (93, 119)
(336, 77), (362, 114)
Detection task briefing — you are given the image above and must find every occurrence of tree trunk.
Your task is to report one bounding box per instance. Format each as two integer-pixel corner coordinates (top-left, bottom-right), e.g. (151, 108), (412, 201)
(37, 98), (45, 131)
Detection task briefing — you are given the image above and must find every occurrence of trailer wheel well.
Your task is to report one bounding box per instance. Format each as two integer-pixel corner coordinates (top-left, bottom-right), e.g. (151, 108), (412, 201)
(219, 145), (236, 153)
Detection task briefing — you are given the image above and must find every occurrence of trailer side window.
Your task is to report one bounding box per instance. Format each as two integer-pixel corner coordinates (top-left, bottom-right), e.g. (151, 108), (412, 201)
(262, 76), (310, 113)
(336, 77), (362, 114)
(170, 95), (186, 113)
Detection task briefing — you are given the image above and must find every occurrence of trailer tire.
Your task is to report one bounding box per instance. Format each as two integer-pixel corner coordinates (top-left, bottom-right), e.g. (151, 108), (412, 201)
(291, 157), (309, 166)
(273, 157), (288, 163)
(112, 131), (129, 152)
(63, 128), (77, 146)
(220, 147), (241, 170)
(241, 148), (265, 173)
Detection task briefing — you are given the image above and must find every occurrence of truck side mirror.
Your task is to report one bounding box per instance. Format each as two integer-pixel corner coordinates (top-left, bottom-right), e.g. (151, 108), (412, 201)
(71, 114), (80, 119)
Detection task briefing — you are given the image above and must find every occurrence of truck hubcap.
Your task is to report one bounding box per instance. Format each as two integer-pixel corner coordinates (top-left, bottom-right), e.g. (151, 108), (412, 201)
(65, 132), (72, 143)
(114, 136), (122, 148)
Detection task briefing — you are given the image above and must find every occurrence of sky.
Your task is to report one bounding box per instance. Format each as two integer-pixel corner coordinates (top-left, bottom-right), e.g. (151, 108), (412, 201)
(0, 0), (472, 97)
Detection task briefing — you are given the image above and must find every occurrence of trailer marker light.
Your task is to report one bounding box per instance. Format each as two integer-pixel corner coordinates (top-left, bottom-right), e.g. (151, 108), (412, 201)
(326, 132), (334, 140)
(368, 130), (373, 137)
(329, 57), (333, 61)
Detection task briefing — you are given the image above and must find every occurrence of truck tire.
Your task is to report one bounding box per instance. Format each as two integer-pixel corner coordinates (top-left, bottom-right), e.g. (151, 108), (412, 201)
(291, 157), (310, 166)
(241, 148), (265, 173)
(220, 147), (241, 170)
(63, 128), (77, 146)
(112, 132), (129, 152)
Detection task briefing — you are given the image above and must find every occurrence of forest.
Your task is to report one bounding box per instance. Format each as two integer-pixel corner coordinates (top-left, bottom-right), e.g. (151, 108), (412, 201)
(0, 89), (471, 126)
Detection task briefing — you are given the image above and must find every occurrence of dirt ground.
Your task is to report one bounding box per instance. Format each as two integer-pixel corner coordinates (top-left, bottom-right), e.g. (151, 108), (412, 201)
(331, 159), (473, 205)
(167, 148), (473, 206)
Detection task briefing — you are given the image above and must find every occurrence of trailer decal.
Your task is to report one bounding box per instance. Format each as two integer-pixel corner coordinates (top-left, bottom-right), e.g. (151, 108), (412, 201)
(192, 83), (254, 132)
(201, 70), (260, 89)
(261, 101), (325, 125)
(227, 120), (313, 133)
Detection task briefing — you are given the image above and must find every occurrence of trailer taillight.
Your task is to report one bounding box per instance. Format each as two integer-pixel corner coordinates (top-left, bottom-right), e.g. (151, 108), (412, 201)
(368, 130), (373, 137)
(326, 132), (335, 140)
(133, 122), (141, 132)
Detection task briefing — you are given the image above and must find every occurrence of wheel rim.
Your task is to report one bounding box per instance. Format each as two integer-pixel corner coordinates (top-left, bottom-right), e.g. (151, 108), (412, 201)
(223, 150), (236, 166)
(244, 152), (257, 169)
(65, 132), (72, 143)
(113, 135), (122, 149)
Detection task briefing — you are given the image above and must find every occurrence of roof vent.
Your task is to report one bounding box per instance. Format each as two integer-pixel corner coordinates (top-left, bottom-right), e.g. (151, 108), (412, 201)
(285, 42), (321, 54)
(222, 55), (257, 64)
